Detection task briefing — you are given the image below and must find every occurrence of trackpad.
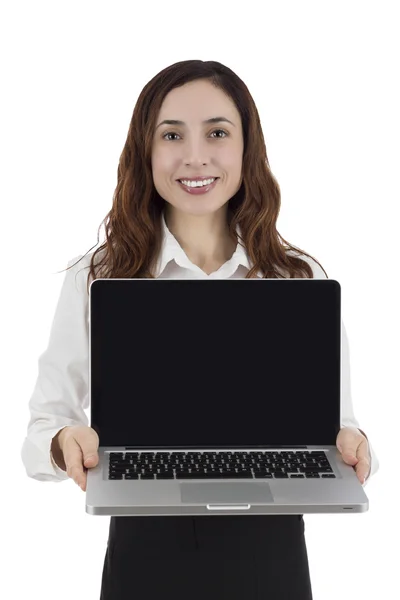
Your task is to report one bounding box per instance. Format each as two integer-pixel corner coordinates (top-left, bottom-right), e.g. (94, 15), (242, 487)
(180, 482), (274, 504)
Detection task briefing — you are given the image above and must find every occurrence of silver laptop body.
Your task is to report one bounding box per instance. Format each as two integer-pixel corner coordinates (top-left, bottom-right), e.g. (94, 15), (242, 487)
(86, 278), (368, 516)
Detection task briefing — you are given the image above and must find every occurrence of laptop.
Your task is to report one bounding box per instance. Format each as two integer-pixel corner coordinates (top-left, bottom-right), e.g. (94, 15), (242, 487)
(85, 278), (368, 516)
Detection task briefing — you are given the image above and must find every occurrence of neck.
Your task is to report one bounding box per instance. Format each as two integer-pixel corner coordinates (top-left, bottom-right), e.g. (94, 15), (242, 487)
(164, 204), (237, 272)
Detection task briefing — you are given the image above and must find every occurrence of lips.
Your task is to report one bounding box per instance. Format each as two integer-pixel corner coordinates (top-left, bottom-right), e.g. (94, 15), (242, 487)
(177, 177), (219, 195)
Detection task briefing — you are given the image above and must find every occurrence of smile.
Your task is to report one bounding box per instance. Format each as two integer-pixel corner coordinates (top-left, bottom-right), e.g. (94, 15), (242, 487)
(177, 178), (219, 195)
(178, 177), (217, 187)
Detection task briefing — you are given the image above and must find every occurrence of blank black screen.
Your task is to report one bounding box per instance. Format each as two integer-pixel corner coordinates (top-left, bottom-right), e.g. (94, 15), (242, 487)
(89, 278), (341, 448)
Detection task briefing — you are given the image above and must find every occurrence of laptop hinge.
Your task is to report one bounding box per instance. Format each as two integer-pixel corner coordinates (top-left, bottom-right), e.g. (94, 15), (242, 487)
(123, 446), (309, 450)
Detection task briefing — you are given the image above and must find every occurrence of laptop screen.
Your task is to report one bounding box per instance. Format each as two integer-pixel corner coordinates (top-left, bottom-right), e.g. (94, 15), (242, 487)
(89, 279), (341, 448)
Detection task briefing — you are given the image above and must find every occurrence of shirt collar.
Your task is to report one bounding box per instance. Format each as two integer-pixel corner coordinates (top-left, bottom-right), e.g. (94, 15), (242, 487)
(154, 210), (263, 278)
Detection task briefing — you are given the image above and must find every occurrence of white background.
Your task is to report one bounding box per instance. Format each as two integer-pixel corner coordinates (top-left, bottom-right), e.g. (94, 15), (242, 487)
(3, 1), (397, 598)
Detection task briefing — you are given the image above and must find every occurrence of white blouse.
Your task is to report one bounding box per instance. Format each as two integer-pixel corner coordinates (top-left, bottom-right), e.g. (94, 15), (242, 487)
(21, 211), (379, 485)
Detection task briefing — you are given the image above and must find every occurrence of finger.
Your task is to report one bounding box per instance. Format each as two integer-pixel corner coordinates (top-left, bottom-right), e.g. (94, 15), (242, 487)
(80, 473), (87, 492)
(84, 454), (99, 467)
(354, 456), (371, 484)
(65, 437), (86, 487)
(341, 454), (359, 465)
(341, 445), (360, 461)
(80, 439), (99, 467)
(355, 438), (370, 482)
(336, 426), (363, 458)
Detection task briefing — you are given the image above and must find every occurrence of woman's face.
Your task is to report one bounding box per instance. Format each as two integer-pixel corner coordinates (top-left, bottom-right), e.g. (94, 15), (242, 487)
(151, 79), (244, 217)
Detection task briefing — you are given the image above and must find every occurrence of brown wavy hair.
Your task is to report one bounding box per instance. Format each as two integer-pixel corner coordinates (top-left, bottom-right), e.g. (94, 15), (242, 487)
(60, 59), (328, 294)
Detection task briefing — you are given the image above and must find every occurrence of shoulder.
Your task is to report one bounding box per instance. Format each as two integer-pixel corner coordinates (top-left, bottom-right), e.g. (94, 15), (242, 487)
(65, 250), (101, 295)
(285, 249), (328, 279)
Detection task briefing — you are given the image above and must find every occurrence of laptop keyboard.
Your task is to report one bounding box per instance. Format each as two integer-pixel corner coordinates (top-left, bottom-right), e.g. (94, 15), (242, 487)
(107, 450), (336, 480)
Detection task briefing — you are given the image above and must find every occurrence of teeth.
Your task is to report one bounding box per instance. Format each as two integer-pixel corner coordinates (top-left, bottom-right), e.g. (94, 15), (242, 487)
(180, 177), (216, 187)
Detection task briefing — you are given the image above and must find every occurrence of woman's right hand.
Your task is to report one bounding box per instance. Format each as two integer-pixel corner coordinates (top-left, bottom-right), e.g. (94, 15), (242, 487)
(58, 425), (99, 491)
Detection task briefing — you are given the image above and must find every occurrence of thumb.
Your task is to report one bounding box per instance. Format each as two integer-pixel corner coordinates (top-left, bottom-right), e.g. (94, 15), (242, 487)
(84, 453), (99, 467)
(340, 445), (359, 464)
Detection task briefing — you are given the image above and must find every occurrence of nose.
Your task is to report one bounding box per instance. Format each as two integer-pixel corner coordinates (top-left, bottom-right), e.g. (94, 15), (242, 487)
(181, 137), (212, 167)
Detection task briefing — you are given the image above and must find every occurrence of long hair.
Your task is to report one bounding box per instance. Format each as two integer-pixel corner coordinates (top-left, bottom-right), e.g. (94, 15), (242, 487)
(61, 59), (328, 293)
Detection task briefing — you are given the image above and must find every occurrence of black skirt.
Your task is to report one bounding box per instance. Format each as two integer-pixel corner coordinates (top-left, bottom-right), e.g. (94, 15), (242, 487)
(100, 514), (313, 599)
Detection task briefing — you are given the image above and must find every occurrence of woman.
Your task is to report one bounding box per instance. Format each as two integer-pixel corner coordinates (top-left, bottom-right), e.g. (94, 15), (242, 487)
(80, 58), (318, 600)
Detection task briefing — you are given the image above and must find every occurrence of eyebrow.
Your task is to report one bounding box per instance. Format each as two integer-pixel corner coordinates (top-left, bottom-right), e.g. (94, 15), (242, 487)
(156, 116), (235, 129)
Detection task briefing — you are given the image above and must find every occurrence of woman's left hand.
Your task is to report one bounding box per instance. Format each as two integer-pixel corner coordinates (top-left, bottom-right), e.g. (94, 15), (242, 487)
(336, 426), (371, 485)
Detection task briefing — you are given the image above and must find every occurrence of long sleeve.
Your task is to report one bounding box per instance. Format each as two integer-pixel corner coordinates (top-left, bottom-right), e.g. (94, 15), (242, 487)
(21, 254), (91, 482)
(339, 317), (379, 484)
(307, 256), (379, 485)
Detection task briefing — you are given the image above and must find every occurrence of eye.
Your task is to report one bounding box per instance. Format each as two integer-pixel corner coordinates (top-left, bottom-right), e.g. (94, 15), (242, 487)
(162, 132), (180, 141)
(162, 129), (229, 141)
(210, 129), (228, 139)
